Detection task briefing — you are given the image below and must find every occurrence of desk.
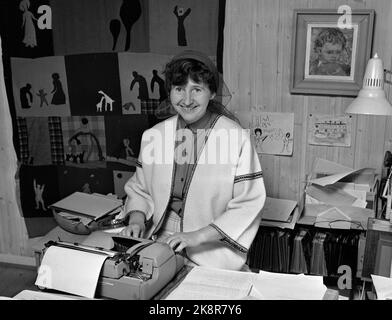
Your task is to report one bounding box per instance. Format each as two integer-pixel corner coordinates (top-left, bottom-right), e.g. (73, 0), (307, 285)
(31, 227), (339, 300)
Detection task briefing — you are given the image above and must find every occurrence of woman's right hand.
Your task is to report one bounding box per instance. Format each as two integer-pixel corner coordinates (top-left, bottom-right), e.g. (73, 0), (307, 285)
(120, 222), (145, 238)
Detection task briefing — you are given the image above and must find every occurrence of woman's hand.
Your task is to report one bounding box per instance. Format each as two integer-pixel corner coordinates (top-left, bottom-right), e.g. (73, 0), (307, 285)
(165, 230), (204, 252)
(120, 222), (145, 238)
(165, 225), (222, 252)
(119, 211), (146, 238)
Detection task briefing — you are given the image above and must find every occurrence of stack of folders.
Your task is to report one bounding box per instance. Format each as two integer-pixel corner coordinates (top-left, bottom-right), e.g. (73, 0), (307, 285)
(324, 232), (359, 276)
(310, 232), (328, 276)
(248, 227), (293, 273)
(248, 228), (360, 277)
(290, 229), (311, 274)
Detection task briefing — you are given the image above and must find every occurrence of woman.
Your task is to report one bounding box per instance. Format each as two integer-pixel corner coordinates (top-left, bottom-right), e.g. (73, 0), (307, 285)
(120, 50), (266, 270)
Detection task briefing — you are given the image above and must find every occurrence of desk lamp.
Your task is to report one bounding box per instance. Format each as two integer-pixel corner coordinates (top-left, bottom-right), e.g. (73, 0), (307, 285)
(345, 53), (392, 223)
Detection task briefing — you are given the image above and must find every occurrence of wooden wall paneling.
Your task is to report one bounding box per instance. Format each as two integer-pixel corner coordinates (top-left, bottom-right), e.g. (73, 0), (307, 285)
(257, 0), (280, 197)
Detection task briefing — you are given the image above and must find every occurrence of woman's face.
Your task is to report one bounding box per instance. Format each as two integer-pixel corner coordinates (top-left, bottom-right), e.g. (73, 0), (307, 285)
(170, 78), (215, 124)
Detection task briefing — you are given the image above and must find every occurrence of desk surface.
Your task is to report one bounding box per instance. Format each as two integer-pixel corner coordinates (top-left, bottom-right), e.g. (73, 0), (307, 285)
(31, 227), (339, 300)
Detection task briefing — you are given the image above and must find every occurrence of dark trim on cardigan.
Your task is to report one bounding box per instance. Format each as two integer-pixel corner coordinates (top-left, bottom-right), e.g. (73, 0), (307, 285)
(234, 171), (263, 184)
(209, 223), (248, 254)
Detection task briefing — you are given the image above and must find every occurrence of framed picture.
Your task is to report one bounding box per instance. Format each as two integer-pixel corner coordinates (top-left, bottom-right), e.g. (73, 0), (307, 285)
(290, 9), (375, 96)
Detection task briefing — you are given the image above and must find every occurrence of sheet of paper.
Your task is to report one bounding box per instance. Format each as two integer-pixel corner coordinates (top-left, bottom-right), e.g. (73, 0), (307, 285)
(310, 167), (374, 187)
(371, 274), (392, 300)
(260, 197), (297, 222)
(165, 266), (254, 300)
(35, 245), (108, 298)
(312, 158), (353, 174)
(50, 192), (122, 220)
(13, 290), (84, 300)
(260, 207), (300, 229)
(254, 271), (327, 300)
(306, 184), (357, 206)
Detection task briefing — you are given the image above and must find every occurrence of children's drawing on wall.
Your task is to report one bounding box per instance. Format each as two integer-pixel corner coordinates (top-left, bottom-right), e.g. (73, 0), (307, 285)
(173, 5), (192, 46)
(304, 25), (357, 81)
(11, 56), (71, 117)
(308, 114), (352, 147)
(19, 0), (37, 48)
(118, 53), (171, 115)
(253, 128), (268, 153)
(62, 116), (106, 167)
(250, 111), (294, 156)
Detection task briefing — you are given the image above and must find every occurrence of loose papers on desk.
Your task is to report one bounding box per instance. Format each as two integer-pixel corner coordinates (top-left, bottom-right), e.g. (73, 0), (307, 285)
(50, 192), (122, 220)
(165, 266), (327, 300)
(306, 158), (377, 209)
(371, 274), (392, 300)
(253, 270), (327, 300)
(303, 158), (377, 229)
(165, 266), (254, 300)
(259, 197), (299, 229)
(35, 245), (108, 298)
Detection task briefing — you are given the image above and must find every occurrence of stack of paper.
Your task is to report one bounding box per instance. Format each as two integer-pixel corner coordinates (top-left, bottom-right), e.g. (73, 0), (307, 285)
(307, 159), (376, 209)
(165, 266), (254, 300)
(166, 266), (328, 300)
(371, 274), (392, 300)
(260, 197), (299, 229)
(252, 270), (327, 300)
(302, 158), (377, 229)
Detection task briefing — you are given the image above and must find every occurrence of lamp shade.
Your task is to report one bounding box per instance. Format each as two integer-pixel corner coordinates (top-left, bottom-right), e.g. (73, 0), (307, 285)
(345, 53), (392, 116)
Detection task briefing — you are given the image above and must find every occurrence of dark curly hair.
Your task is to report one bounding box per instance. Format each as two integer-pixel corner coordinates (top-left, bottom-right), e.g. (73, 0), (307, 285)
(163, 58), (218, 95)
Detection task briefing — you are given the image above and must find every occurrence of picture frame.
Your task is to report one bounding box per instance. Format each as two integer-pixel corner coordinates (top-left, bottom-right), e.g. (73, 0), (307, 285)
(290, 9), (375, 96)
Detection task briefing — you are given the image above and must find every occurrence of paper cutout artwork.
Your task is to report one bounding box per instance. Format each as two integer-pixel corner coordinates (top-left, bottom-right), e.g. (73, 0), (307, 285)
(62, 116), (106, 167)
(96, 90), (115, 112)
(11, 56), (70, 117)
(118, 53), (171, 114)
(19, 0), (37, 48)
(173, 5), (192, 46)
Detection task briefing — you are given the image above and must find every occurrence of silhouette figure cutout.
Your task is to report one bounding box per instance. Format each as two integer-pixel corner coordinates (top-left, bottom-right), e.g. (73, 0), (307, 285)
(173, 5), (191, 46)
(150, 69), (167, 102)
(109, 19), (121, 51)
(96, 90), (115, 112)
(119, 0), (142, 51)
(33, 179), (46, 211)
(51, 73), (66, 105)
(19, 0), (37, 48)
(130, 71), (149, 101)
(20, 83), (33, 109)
(36, 89), (48, 107)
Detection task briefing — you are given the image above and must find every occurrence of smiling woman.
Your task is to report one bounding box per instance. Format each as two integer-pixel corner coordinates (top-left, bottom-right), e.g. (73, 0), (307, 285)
(117, 50), (266, 271)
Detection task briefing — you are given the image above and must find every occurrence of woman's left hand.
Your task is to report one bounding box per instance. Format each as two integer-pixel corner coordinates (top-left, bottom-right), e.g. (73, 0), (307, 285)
(165, 231), (204, 252)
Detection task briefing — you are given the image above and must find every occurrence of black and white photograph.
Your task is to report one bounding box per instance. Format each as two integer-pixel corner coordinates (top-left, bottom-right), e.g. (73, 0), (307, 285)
(1, 0), (392, 315)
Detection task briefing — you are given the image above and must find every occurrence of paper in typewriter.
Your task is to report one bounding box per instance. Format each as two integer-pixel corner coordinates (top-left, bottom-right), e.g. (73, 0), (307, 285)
(35, 246), (108, 298)
(165, 266), (254, 300)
